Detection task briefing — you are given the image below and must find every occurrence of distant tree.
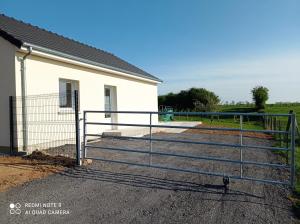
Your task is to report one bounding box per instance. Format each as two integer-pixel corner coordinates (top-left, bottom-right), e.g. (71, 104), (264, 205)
(158, 95), (166, 106)
(189, 88), (220, 112)
(251, 86), (269, 111)
(159, 93), (177, 109)
(158, 88), (220, 112)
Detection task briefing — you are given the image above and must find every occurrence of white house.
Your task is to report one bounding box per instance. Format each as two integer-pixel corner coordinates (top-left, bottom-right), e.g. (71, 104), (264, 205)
(0, 14), (161, 153)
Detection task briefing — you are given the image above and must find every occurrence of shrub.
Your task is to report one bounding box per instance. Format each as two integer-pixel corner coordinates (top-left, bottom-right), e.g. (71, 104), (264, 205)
(251, 86), (269, 111)
(158, 88), (220, 112)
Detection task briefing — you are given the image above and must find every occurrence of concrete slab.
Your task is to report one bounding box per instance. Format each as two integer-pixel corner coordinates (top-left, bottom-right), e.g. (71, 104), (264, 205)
(102, 121), (202, 137)
(156, 121), (202, 133)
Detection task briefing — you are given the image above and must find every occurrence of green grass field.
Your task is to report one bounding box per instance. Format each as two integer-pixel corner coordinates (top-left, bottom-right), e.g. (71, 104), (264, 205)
(169, 115), (264, 130)
(220, 103), (300, 123)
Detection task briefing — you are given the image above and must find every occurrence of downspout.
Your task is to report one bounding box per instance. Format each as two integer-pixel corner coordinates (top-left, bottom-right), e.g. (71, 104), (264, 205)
(20, 46), (32, 152)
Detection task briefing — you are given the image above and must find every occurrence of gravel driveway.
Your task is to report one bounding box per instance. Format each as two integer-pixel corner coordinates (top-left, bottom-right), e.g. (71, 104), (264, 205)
(0, 132), (296, 223)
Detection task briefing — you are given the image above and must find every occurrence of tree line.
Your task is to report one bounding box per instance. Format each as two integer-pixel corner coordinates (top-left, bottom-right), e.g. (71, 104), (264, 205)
(159, 86), (269, 112)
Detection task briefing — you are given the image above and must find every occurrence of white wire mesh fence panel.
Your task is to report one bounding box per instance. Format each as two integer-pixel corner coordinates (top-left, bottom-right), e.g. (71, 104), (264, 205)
(12, 93), (76, 158)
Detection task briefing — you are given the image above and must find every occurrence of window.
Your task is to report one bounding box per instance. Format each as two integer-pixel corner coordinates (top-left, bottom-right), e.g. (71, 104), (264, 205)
(59, 79), (79, 109)
(104, 87), (111, 118)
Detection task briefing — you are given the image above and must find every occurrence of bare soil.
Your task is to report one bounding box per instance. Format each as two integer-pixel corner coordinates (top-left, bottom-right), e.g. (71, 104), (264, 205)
(0, 152), (74, 192)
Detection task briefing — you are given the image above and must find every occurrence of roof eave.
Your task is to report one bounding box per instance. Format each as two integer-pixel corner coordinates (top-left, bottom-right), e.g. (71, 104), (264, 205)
(0, 29), (23, 48)
(21, 42), (163, 84)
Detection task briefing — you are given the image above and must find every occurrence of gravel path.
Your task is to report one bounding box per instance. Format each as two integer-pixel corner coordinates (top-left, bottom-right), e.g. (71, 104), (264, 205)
(0, 133), (297, 223)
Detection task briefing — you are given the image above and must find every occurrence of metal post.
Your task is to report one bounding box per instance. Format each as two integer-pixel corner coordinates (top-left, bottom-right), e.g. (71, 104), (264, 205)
(9, 96), (14, 155)
(149, 112), (153, 166)
(286, 110), (293, 165)
(21, 96), (28, 152)
(74, 90), (81, 166)
(290, 113), (296, 189)
(240, 115), (243, 178)
(20, 59), (28, 152)
(83, 111), (87, 159)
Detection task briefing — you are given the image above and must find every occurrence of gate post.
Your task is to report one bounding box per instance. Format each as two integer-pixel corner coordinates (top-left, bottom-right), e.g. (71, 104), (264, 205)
(83, 111), (87, 159)
(149, 112), (153, 166)
(9, 96), (14, 155)
(291, 113), (296, 189)
(74, 90), (81, 166)
(286, 110), (294, 164)
(239, 115), (243, 178)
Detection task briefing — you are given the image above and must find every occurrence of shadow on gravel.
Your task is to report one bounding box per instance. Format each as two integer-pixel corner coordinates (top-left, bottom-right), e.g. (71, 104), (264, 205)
(59, 167), (263, 196)
(59, 167), (291, 211)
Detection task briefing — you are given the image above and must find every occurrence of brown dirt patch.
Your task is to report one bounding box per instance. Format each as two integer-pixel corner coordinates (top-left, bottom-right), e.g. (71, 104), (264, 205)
(0, 152), (75, 192)
(184, 124), (273, 139)
(27, 151), (76, 167)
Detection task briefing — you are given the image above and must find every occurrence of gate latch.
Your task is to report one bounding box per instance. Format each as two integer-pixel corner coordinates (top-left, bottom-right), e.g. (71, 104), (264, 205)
(223, 176), (230, 193)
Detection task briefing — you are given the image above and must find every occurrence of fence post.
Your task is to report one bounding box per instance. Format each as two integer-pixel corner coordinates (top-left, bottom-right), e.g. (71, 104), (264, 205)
(22, 95), (28, 152)
(9, 96), (14, 155)
(278, 120), (282, 147)
(271, 117), (274, 131)
(285, 110), (293, 164)
(149, 112), (153, 166)
(83, 111), (87, 159)
(240, 115), (243, 178)
(291, 113), (296, 189)
(74, 90), (81, 166)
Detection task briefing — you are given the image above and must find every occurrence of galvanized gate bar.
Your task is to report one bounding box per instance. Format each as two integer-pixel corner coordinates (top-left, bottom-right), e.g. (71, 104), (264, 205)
(85, 145), (290, 168)
(85, 122), (288, 134)
(89, 134), (290, 151)
(84, 110), (291, 117)
(84, 156), (290, 186)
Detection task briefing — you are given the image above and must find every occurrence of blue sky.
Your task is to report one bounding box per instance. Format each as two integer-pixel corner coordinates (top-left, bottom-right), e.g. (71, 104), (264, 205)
(0, 0), (299, 103)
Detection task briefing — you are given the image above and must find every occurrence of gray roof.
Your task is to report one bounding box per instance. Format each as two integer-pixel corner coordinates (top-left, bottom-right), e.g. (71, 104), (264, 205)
(0, 14), (160, 82)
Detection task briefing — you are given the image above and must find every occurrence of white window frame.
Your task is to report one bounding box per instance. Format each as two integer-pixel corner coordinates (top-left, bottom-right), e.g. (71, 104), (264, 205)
(59, 78), (79, 112)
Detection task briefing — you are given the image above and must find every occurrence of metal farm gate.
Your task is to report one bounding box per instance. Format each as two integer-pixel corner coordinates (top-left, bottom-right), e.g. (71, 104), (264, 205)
(81, 111), (297, 189)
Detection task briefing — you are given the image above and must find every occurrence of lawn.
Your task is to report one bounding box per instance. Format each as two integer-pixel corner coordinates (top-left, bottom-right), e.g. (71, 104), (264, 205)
(170, 115), (264, 130)
(220, 103), (300, 124)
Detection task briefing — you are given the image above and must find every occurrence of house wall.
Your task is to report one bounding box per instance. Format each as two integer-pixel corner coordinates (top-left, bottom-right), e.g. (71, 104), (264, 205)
(0, 37), (16, 150)
(14, 52), (159, 151)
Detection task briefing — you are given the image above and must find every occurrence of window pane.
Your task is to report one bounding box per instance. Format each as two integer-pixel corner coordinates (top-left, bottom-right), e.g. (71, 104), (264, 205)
(66, 82), (72, 107)
(105, 88), (111, 118)
(59, 80), (67, 107)
(59, 79), (79, 109)
(105, 88), (110, 97)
